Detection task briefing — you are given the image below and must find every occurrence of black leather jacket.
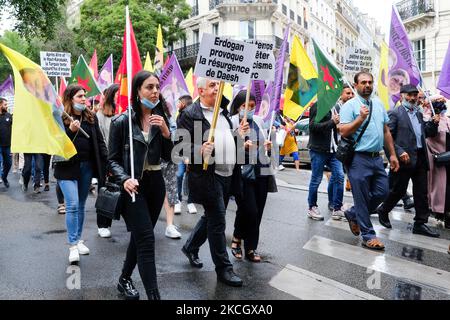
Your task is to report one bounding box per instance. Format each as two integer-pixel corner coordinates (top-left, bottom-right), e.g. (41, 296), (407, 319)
(108, 106), (173, 186)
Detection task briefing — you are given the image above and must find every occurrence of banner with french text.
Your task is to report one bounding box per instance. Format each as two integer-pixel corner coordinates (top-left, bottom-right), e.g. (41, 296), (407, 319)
(194, 34), (257, 86)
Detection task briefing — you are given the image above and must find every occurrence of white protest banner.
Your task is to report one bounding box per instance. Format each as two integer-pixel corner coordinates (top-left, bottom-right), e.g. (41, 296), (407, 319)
(40, 51), (72, 77)
(194, 33), (257, 86)
(344, 47), (373, 75)
(245, 39), (275, 81)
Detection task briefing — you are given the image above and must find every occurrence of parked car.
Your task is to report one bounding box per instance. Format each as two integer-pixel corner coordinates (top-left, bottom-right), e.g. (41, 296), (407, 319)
(282, 118), (388, 166)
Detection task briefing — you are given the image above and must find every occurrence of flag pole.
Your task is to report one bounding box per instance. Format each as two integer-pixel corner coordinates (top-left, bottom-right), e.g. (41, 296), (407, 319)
(418, 84), (436, 116)
(203, 81), (225, 171)
(63, 111), (90, 138)
(126, 6), (136, 202)
(111, 54), (114, 84)
(242, 81), (252, 123)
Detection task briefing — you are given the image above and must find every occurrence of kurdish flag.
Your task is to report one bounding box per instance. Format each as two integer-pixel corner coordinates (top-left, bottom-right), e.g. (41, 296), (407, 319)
(377, 41), (390, 110)
(154, 24), (164, 74)
(313, 39), (343, 123)
(185, 67), (198, 99)
(283, 35), (318, 121)
(0, 43), (77, 159)
(69, 55), (101, 98)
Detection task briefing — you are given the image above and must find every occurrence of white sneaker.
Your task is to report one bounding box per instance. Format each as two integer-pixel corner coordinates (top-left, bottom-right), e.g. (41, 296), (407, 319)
(187, 203), (197, 214)
(278, 165), (285, 171)
(69, 245), (80, 263)
(332, 209), (346, 221)
(174, 202), (182, 214)
(165, 225), (181, 239)
(307, 206), (324, 221)
(77, 240), (90, 255)
(98, 228), (111, 238)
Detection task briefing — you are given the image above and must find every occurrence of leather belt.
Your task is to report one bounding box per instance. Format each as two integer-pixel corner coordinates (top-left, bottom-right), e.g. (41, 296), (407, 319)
(356, 151), (380, 158)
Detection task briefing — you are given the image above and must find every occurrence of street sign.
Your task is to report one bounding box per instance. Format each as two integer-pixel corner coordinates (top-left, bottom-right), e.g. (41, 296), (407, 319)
(194, 34), (257, 86)
(40, 51), (72, 77)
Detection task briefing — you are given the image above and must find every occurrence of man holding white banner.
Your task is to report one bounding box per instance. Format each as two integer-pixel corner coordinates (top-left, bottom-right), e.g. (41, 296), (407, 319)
(178, 34), (257, 287)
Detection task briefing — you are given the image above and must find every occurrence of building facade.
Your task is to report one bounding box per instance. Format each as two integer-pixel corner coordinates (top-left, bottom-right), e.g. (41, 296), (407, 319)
(397, 0), (450, 93)
(174, 0), (310, 71)
(308, 0), (336, 61)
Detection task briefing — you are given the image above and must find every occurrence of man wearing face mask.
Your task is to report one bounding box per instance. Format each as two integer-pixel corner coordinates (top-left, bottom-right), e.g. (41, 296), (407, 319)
(376, 84), (440, 237)
(0, 97), (12, 188)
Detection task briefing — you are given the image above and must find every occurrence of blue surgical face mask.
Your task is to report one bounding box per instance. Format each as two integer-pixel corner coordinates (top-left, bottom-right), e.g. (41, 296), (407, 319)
(239, 109), (255, 120)
(141, 98), (159, 110)
(73, 103), (86, 112)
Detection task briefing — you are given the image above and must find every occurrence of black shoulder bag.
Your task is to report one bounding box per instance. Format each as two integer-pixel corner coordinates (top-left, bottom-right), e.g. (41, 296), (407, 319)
(336, 101), (373, 167)
(95, 178), (123, 221)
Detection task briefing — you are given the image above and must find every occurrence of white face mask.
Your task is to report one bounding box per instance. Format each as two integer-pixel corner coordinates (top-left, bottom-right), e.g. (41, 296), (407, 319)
(73, 103), (86, 112)
(239, 109), (255, 120)
(141, 98), (159, 110)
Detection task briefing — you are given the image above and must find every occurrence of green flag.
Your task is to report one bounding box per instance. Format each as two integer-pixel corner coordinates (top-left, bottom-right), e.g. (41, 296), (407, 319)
(312, 39), (343, 123)
(69, 55), (101, 98)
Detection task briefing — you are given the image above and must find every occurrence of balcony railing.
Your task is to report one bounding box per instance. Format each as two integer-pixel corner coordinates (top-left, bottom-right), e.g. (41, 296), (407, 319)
(397, 0), (434, 21)
(171, 43), (201, 61)
(210, 0), (273, 10)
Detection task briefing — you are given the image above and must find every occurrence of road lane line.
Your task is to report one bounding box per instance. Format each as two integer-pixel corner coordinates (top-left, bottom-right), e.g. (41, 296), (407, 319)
(269, 264), (382, 300)
(303, 236), (450, 295)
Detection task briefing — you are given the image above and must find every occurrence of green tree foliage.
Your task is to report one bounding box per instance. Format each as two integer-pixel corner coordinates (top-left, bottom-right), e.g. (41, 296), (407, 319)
(0, 0), (66, 40)
(75, 0), (191, 71)
(0, 30), (40, 81)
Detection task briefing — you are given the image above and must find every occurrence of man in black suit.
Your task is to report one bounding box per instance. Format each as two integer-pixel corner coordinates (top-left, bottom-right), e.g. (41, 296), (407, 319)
(377, 84), (440, 237)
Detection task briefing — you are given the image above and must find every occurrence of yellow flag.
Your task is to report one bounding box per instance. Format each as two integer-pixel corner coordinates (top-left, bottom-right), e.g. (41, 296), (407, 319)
(223, 83), (233, 101)
(144, 52), (154, 72)
(0, 44), (77, 159)
(378, 41), (390, 110)
(185, 67), (195, 96)
(154, 24), (164, 72)
(283, 36), (318, 121)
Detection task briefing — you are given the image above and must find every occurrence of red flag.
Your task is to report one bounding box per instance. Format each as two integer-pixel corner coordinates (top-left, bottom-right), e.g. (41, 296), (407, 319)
(89, 49), (99, 80)
(115, 16), (142, 114)
(59, 77), (67, 98)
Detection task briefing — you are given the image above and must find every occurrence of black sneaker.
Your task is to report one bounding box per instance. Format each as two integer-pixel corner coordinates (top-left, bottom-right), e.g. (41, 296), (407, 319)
(117, 277), (140, 300)
(44, 184), (50, 192)
(2, 179), (9, 188)
(33, 186), (41, 194)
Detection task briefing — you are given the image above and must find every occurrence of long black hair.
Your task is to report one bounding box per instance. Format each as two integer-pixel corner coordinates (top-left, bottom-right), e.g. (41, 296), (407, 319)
(103, 83), (119, 117)
(131, 70), (169, 128)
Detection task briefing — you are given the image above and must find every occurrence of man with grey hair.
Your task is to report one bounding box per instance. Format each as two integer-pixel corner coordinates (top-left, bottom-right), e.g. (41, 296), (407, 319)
(177, 77), (245, 287)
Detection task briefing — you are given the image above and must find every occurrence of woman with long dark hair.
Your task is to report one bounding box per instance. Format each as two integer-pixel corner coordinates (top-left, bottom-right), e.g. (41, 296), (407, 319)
(230, 90), (277, 262)
(108, 71), (173, 300)
(55, 84), (108, 264)
(96, 84), (120, 238)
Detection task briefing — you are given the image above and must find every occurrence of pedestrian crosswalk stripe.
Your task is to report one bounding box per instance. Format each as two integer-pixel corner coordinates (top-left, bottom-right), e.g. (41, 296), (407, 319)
(303, 236), (450, 295)
(269, 264), (382, 300)
(325, 219), (449, 254)
(390, 210), (440, 228)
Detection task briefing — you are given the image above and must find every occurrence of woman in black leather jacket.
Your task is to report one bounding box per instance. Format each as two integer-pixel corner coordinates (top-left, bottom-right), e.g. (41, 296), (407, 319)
(108, 71), (173, 300)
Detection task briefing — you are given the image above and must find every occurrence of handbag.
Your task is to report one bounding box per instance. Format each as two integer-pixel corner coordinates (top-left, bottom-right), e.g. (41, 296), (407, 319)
(433, 151), (450, 166)
(335, 101), (373, 167)
(95, 181), (123, 220)
(275, 129), (287, 147)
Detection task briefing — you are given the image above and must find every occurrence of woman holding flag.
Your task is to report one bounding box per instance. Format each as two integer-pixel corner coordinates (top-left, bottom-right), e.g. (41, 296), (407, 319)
(108, 71), (173, 300)
(55, 84), (108, 264)
(230, 90), (277, 262)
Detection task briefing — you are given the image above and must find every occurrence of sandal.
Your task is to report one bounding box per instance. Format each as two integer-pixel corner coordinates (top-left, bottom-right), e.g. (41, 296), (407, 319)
(245, 250), (261, 263)
(57, 204), (66, 215)
(231, 238), (242, 259)
(362, 238), (385, 251)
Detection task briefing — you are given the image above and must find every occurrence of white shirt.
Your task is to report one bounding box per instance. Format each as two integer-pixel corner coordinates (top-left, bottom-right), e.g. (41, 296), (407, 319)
(201, 103), (236, 177)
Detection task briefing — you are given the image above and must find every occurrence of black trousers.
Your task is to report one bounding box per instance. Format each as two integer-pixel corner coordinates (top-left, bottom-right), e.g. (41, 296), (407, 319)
(184, 174), (233, 274)
(22, 153), (43, 188)
(380, 150), (429, 224)
(234, 176), (269, 252)
(42, 154), (51, 184)
(120, 170), (165, 298)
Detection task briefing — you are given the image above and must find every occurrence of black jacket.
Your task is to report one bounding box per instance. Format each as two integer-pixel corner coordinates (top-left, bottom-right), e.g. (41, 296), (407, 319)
(177, 99), (242, 204)
(108, 107), (173, 186)
(0, 112), (12, 147)
(54, 115), (108, 184)
(387, 106), (438, 170)
(308, 103), (338, 154)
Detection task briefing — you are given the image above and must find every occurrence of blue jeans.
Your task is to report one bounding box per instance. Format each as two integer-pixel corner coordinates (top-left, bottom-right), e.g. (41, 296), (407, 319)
(177, 162), (193, 203)
(58, 162), (93, 245)
(308, 150), (344, 210)
(0, 146), (11, 181)
(346, 153), (388, 241)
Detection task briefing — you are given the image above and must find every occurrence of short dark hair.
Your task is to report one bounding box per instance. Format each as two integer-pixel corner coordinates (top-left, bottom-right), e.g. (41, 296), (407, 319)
(354, 72), (374, 84)
(179, 94), (193, 106)
(0, 97), (7, 104)
(343, 84), (351, 90)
